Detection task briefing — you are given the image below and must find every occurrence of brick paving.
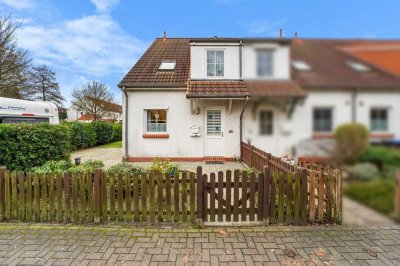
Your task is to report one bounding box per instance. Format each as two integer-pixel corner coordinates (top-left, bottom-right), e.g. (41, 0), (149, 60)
(0, 224), (399, 265)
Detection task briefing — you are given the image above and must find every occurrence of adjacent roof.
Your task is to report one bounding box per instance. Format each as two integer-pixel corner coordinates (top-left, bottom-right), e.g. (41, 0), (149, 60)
(118, 38), (190, 88)
(291, 39), (400, 89)
(186, 80), (305, 98)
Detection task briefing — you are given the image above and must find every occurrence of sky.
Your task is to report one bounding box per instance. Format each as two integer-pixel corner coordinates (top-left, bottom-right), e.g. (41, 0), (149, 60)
(1, 0), (399, 105)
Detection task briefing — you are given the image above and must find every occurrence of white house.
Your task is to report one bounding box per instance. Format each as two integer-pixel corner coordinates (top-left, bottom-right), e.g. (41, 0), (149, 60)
(66, 101), (123, 123)
(118, 36), (400, 162)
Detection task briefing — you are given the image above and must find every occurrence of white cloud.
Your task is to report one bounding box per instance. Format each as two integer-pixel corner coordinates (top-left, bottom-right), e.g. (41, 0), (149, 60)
(90, 0), (119, 12)
(0, 0), (34, 9)
(17, 13), (147, 77)
(247, 18), (287, 37)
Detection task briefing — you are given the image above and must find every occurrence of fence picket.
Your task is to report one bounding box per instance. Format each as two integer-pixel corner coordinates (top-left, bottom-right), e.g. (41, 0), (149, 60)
(33, 174), (39, 222)
(190, 173), (195, 223)
(48, 174), (55, 222)
(233, 170), (239, 222)
(309, 170), (316, 223)
(141, 174), (147, 222)
(11, 172), (18, 220)
(79, 173), (86, 223)
(277, 172), (284, 224)
(300, 169), (308, 225)
(173, 173), (179, 223)
(109, 173), (115, 222)
(166, 173), (172, 222)
(133, 174), (139, 222)
(64, 173), (71, 222)
(217, 171), (223, 222)
(117, 174), (123, 222)
(26, 173), (32, 222)
(226, 170), (232, 222)
(87, 173), (93, 222)
(249, 172), (256, 221)
(18, 172), (25, 220)
(209, 173), (216, 222)
(202, 174), (208, 221)
(72, 173), (78, 222)
(126, 174), (132, 222)
(0, 168), (5, 221)
(41, 174), (48, 222)
(158, 174), (164, 222)
(241, 172), (248, 222)
(269, 172), (277, 224)
(101, 171), (107, 222)
(285, 173), (293, 225)
(182, 172), (187, 223)
(263, 166), (271, 223)
(318, 170), (324, 223)
(150, 173), (155, 223)
(293, 171), (301, 225)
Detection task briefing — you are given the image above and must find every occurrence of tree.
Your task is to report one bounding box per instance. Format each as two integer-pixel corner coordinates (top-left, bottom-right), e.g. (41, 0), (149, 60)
(0, 14), (32, 99)
(29, 64), (65, 106)
(72, 81), (116, 121)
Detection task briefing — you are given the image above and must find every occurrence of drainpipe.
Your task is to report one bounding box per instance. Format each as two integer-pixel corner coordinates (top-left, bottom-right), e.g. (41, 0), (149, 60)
(121, 87), (129, 159)
(351, 88), (358, 123)
(239, 40), (243, 79)
(240, 96), (250, 158)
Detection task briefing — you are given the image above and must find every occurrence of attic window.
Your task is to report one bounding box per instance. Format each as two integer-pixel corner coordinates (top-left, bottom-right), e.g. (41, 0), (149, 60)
(159, 60), (176, 71)
(291, 60), (311, 71)
(346, 61), (370, 72)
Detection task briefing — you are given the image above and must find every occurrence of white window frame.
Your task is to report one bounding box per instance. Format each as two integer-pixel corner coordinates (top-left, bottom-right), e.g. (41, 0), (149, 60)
(259, 110), (274, 136)
(206, 50), (225, 78)
(313, 107), (334, 133)
(256, 49), (274, 77)
(370, 107), (389, 132)
(144, 109), (168, 133)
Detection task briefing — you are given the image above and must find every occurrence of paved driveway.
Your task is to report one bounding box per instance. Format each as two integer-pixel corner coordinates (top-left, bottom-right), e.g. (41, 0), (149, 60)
(0, 224), (399, 265)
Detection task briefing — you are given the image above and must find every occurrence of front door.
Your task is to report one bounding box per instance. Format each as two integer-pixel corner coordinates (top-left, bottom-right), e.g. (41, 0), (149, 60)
(204, 108), (225, 157)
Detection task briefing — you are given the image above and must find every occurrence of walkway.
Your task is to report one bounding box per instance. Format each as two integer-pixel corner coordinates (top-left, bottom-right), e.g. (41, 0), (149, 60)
(0, 224), (399, 265)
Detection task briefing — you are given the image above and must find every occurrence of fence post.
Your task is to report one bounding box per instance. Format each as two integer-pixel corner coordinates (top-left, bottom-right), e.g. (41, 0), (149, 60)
(395, 169), (400, 220)
(94, 168), (102, 223)
(250, 145), (255, 168)
(0, 167), (6, 221)
(262, 166), (271, 225)
(196, 166), (203, 226)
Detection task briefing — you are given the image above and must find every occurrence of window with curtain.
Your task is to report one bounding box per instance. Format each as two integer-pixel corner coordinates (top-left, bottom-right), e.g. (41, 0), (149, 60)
(257, 50), (274, 77)
(146, 109), (167, 133)
(259, 110), (273, 135)
(313, 108), (332, 132)
(370, 108), (388, 132)
(207, 51), (224, 77)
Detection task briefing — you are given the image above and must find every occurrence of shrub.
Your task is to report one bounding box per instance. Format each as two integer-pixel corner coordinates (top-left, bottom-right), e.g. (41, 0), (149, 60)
(359, 146), (400, 169)
(345, 180), (395, 215)
(346, 163), (379, 180)
(65, 122), (97, 150)
(148, 158), (179, 175)
(112, 123), (122, 142)
(105, 163), (143, 175)
(334, 123), (369, 164)
(0, 124), (72, 171)
(68, 160), (104, 173)
(90, 122), (114, 145)
(31, 160), (71, 174)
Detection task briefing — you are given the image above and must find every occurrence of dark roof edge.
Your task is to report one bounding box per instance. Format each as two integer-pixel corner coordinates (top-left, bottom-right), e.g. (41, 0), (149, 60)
(301, 84), (400, 90)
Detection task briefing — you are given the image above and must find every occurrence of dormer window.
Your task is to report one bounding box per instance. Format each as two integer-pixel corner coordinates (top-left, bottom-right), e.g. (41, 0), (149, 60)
(346, 61), (370, 72)
(159, 60), (176, 71)
(256, 49), (274, 77)
(207, 50), (224, 77)
(292, 60), (311, 71)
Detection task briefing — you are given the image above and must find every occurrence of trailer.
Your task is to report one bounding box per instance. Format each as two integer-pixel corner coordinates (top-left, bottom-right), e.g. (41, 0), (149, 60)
(0, 97), (59, 124)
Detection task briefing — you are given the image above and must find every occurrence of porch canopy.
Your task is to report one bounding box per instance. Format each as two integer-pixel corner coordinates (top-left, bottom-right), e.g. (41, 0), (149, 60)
(186, 80), (306, 99)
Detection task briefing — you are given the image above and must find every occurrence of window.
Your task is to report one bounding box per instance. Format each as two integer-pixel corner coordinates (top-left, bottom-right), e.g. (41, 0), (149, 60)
(370, 108), (388, 132)
(291, 60), (311, 71)
(346, 61), (371, 72)
(259, 111), (273, 135)
(146, 110), (167, 133)
(257, 50), (274, 77)
(207, 110), (222, 136)
(0, 117), (49, 124)
(313, 108), (332, 132)
(159, 60), (176, 71)
(207, 51), (224, 77)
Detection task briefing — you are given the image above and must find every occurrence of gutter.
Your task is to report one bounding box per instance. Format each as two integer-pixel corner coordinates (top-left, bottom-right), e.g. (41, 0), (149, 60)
(239, 96), (250, 158)
(120, 86), (129, 159)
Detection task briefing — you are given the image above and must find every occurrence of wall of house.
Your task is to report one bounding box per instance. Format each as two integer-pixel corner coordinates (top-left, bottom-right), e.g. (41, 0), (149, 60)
(242, 43), (290, 80)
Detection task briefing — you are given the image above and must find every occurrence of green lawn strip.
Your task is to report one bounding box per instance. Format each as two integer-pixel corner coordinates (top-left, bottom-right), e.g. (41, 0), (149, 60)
(344, 179), (395, 215)
(96, 141), (122, 148)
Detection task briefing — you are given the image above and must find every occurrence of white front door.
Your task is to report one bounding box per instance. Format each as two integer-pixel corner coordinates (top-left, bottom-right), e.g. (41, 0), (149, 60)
(204, 108), (225, 157)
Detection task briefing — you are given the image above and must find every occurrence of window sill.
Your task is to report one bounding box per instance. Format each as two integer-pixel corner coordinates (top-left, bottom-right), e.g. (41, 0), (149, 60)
(143, 133), (169, 139)
(370, 133), (394, 139)
(312, 133), (334, 139)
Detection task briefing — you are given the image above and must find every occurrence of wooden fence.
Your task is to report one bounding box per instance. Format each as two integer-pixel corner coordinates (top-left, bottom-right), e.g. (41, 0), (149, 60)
(0, 167), (196, 224)
(240, 142), (342, 224)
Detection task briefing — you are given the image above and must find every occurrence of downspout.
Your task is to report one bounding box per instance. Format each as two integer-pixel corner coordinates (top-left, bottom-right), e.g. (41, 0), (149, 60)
(239, 40), (243, 79)
(240, 96), (250, 158)
(121, 86), (129, 159)
(351, 88), (358, 123)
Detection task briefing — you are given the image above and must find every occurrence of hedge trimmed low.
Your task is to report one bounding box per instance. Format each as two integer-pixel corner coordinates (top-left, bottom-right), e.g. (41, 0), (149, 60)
(90, 121), (114, 145)
(66, 122), (97, 150)
(0, 124), (72, 171)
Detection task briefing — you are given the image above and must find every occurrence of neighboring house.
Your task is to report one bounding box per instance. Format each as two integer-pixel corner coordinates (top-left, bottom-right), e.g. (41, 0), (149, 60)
(66, 101), (123, 123)
(118, 35), (400, 161)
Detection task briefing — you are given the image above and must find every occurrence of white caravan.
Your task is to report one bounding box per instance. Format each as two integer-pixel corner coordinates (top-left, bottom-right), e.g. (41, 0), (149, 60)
(0, 97), (59, 124)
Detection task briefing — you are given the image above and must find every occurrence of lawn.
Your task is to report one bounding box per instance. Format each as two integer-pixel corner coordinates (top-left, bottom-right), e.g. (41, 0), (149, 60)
(97, 141), (122, 148)
(344, 179), (395, 215)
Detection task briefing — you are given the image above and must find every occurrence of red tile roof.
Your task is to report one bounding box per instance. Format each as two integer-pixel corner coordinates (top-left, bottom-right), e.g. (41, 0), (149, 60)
(291, 39), (400, 89)
(118, 38), (190, 88)
(186, 80), (306, 98)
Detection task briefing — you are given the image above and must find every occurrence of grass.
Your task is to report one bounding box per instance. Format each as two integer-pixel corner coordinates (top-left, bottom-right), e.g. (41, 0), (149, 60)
(97, 141), (122, 148)
(344, 179), (395, 215)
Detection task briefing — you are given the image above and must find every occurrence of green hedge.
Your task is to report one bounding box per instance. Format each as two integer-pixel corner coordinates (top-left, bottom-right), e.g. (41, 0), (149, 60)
(0, 124), (72, 171)
(345, 180), (395, 215)
(65, 122), (96, 150)
(359, 146), (400, 168)
(112, 123), (122, 142)
(91, 121), (114, 145)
